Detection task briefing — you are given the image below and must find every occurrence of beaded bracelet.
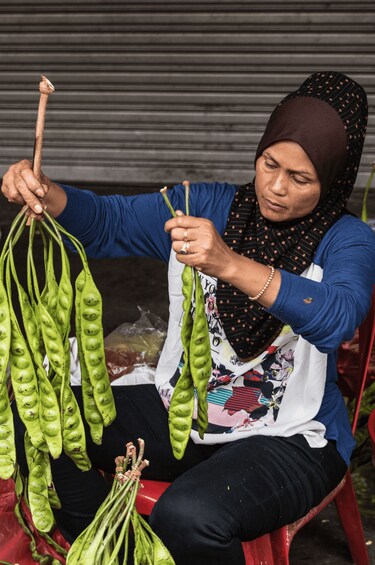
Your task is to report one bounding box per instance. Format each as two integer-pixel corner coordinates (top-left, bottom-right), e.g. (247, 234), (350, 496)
(249, 265), (275, 301)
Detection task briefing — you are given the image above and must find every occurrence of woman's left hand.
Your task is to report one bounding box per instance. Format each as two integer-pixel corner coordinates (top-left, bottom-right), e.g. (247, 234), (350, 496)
(164, 211), (236, 279)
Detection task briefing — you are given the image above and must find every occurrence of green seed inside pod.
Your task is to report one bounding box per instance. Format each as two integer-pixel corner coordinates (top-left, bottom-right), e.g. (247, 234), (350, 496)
(0, 425), (11, 440)
(87, 411), (102, 425)
(41, 394), (56, 409)
(18, 383), (36, 395)
(68, 442), (83, 454)
(29, 478), (45, 494)
(82, 308), (99, 321)
(87, 352), (103, 366)
(0, 307), (7, 321)
(22, 395), (38, 409)
(57, 311), (69, 326)
(64, 415), (78, 429)
(44, 327), (56, 340)
(0, 327), (9, 341)
(41, 313), (52, 326)
(43, 408), (59, 421)
(43, 421), (60, 437)
(84, 323), (100, 336)
(94, 380), (108, 394)
(85, 337), (100, 351)
(15, 358), (30, 369)
(11, 341), (26, 356)
(58, 294), (70, 310)
(31, 464), (44, 479)
(0, 440), (12, 455)
(83, 293), (100, 306)
(66, 430), (82, 443)
(23, 408), (37, 420)
(90, 367), (106, 380)
(16, 368), (33, 381)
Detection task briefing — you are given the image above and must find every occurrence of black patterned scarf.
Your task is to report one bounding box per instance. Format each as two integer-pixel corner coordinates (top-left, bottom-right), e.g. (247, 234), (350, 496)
(216, 71), (368, 360)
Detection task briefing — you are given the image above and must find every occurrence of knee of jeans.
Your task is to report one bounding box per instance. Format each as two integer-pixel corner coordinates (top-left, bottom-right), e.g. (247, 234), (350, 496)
(148, 485), (228, 550)
(149, 487), (195, 539)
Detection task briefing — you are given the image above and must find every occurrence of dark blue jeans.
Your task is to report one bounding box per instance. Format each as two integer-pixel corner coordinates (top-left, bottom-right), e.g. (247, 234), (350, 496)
(13, 384), (347, 565)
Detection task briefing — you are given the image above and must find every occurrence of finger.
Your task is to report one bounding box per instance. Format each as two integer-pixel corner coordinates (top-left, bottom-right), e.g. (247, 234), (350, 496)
(25, 208), (45, 222)
(164, 214), (199, 233)
(172, 240), (194, 256)
(20, 165), (47, 198)
(170, 227), (197, 242)
(15, 177), (44, 214)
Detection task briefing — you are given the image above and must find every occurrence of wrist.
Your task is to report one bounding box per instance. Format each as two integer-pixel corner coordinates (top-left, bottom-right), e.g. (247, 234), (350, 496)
(43, 181), (68, 217)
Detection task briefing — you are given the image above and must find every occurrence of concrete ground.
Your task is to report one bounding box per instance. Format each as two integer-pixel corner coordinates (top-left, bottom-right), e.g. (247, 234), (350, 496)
(0, 184), (373, 564)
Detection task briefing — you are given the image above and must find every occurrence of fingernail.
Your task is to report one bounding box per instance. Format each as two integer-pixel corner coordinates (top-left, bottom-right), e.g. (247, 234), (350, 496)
(36, 189), (44, 197)
(35, 204), (43, 213)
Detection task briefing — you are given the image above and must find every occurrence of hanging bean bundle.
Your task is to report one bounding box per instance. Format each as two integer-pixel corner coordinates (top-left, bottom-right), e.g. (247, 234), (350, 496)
(0, 206), (116, 533)
(161, 183), (212, 460)
(66, 439), (175, 565)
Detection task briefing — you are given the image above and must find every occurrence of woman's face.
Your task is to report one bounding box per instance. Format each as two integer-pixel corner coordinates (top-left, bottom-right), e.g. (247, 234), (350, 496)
(255, 140), (321, 222)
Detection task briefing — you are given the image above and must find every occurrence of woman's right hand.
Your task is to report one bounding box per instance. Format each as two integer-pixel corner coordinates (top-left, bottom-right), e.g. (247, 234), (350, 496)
(1, 159), (67, 218)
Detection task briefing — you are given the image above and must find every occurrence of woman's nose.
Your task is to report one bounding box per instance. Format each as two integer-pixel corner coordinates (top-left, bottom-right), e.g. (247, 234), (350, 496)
(269, 172), (288, 195)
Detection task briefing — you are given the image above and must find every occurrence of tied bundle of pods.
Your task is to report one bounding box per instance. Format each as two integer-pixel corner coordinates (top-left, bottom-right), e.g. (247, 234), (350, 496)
(66, 439), (175, 565)
(161, 182), (211, 460)
(0, 207), (116, 534)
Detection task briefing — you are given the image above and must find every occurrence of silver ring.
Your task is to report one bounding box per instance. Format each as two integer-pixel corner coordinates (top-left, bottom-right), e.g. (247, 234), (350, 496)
(178, 241), (189, 255)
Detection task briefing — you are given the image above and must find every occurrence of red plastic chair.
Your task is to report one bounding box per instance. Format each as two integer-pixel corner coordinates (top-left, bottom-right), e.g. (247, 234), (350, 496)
(136, 288), (375, 565)
(368, 408), (375, 467)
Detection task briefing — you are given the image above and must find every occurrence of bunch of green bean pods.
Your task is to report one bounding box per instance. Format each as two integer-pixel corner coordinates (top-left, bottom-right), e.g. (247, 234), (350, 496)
(0, 207), (116, 533)
(161, 184), (212, 459)
(66, 439), (175, 565)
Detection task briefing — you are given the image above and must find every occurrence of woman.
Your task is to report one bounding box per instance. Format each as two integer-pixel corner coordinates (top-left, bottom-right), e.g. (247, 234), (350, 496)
(2, 71), (375, 565)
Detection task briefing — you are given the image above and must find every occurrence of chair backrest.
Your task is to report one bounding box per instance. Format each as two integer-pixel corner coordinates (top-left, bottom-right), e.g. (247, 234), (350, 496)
(351, 286), (375, 434)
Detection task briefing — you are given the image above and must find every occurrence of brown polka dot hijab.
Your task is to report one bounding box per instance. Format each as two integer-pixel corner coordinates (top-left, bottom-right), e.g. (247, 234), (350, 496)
(216, 71), (368, 360)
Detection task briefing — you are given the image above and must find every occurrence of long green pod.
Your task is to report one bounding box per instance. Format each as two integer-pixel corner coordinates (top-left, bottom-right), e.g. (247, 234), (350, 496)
(55, 238), (73, 341)
(43, 449), (61, 509)
(24, 431), (55, 533)
(27, 222), (67, 387)
(40, 231), (59, 320)
(0, 376), (16, 479)
(9, 238), (62, 459)
(75, 268), (104, 445)
(27, 222), (90, 469)
(0, 267), (11, 384)
(0, 248), (15, 478)
(189, 269), (211, 439)
(80, 273), (116, 427)
(61, 382), (91, 471)
(5, 254), (45, 451)
(136, 512), (175, 564)
(168, 265), (195, 459)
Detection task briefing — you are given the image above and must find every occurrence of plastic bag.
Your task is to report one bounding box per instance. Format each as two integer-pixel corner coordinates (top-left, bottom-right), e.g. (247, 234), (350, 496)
(104, 308), (167, 382)
(0, 478), (69, 564)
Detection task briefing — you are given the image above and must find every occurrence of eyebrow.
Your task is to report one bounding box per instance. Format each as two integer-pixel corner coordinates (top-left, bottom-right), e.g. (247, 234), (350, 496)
(263, 151), (316, 179)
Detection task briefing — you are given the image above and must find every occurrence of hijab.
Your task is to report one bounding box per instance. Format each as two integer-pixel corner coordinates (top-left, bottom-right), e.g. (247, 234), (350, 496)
(216, 71), (368, 360)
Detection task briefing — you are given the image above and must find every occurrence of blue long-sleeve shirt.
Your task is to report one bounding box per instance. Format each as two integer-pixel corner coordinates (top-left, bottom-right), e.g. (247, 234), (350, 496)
(57, 182), (375, 464)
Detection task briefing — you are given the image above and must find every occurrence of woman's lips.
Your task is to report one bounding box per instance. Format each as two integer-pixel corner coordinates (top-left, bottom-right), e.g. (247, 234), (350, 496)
(264, 198), (286, 211)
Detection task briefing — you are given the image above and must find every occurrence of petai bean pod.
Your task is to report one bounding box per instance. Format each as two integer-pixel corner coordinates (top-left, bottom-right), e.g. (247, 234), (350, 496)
(75, 269), (104, 445)
(168, 265), (195, 459)
(190, 269), (211, 439)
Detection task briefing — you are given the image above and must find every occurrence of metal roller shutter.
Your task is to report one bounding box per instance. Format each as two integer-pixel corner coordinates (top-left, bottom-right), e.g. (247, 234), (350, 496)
(0, 0), (374, 213)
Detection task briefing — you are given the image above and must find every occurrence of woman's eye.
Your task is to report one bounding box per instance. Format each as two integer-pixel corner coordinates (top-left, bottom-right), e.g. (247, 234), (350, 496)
(292, 176), (309, 185)
(265, 161), (277, 169)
